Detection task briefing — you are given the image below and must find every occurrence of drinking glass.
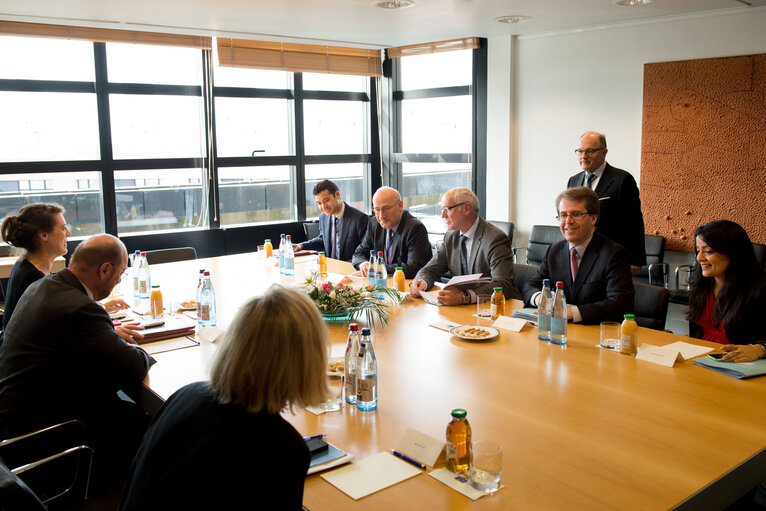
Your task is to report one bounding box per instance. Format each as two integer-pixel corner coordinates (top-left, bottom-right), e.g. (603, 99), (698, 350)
(476, 295), (492, 319)
(469, 440), (502, 493)
(321, 363), (344, 412)
(600, 321), (621, 350)
(256, 244), (266, 261)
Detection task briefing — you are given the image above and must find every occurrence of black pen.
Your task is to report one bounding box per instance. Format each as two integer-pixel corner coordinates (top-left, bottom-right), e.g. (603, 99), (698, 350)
(390, 449), (426, 469)
(303, 434), (326, 441)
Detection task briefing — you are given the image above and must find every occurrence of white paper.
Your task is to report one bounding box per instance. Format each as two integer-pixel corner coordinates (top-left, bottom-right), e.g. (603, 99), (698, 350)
(420, 290), (443, 306)
(321, 451), (422, 500)
(444, 273), (488, 287)
(326, 272), (346, 285)
(430, 320), (461, 332)
(428, 468), (501, 500)
(492, 315), (527, 332)
(636, 344), (685, 367)
(661, 341), (713, 360)
(395, 427), (445, 467)
(197, 325), (224, 344)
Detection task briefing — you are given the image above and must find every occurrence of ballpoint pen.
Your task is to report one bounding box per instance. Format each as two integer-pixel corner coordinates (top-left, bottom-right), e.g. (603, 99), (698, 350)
(390, 449), (426, 469)
(303, 434), (326, 441)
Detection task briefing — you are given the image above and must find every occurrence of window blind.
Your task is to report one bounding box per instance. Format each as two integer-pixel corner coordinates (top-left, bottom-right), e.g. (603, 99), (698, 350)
(387, 37), (479, 59)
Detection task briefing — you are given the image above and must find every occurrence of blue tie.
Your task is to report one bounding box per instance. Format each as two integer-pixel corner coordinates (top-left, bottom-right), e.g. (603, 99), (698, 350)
(585, 173), (596, 188)
(332, 217), (339, 259)
(460, 235), (468, 275)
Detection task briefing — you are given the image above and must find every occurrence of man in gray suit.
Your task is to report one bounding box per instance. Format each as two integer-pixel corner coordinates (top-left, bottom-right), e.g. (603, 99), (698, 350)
(410, 188), (520, 305)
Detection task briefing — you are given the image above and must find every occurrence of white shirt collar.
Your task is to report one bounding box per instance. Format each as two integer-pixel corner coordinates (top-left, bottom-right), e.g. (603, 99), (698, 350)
(587, 161), (607, 179)
(568, 235), (594, 259)
(74, 275), (95, 301)
(461, 216), (480, 238)
(334, 201), (346, 220)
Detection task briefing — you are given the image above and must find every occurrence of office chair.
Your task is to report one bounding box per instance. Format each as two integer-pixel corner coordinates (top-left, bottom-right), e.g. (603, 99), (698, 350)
(633, 281), (671, 331)
(634, 234), (668, 287)
(487, 220), (515, 248)
(512, 263), (538, 294)
(302, 222), (320, 241)
(513, 225), (563, 266)
(144, 247), (197, 265)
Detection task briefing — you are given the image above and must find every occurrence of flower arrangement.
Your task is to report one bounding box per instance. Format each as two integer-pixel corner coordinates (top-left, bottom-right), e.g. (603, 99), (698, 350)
(302, 274), (401, 327)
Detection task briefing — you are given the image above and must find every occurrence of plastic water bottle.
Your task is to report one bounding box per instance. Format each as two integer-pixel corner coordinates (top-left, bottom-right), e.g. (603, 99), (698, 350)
(278, 234), (286, 274)
(283, 235), (295, 276)
(367, 250), (377, 286)
(137, 252), (151, 299)
(375, 251), (387, 288)
(550, 281), (567, 345)
(344, 323), (361, 404)
(356, 327), (377, 411)
(537, 279), (552, 341)
(198, 271), (216, 326)
(131, 250), (141, 298)
(195, 268), (205, 318)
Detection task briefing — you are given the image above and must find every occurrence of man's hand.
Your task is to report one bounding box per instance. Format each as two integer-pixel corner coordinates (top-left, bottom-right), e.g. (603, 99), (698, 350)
(116, 322), (145, 345)
(102, 299), (130, 313)
(409, 279), (427, 297)
(293, 243), (303, 251)
(437, 287), (464, 306)
(630, 265), (642, 276)
(359, 261), (370, 277)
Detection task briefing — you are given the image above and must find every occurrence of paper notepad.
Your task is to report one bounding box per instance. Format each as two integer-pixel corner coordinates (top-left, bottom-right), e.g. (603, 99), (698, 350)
(693, 357), (766, 379)
(428, 468), (504, 500)
(320, 451), (422, 500)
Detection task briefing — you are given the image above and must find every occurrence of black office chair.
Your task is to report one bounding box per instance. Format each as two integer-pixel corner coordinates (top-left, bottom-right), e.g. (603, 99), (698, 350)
(303, 222), (320, 241)
(635, 234), (669, 287)
(754, 242), (766, 267)
(513, 263), (538, 295)
(144, 247), (197, 265)
(633, 281), (671, 330)
(488, 220), (515, 248)
(513, 225), (563, 266)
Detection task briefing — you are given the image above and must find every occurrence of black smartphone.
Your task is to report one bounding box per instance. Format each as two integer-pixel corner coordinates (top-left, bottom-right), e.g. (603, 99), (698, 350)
(305, 437), (328, 455)
(709, 353), (724, 360)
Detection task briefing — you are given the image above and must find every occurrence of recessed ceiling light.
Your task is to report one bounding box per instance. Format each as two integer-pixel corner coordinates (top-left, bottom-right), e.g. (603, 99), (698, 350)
(613, 0), (652, 5)
(373, 0), (415, 9)
(496, 15), (531, 23)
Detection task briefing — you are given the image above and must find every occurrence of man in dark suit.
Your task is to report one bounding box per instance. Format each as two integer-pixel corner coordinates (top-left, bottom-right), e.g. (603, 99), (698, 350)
(351, 186), (431, 279)
(523, 187), (634, 324)
(567, 131), (646, 273)
(295, 179), (368, 262)
(0, 234), (154, 488)
(410, 187), (520, 305)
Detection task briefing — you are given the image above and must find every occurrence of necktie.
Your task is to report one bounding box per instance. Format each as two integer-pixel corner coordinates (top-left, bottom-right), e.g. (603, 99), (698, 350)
(385, 229), (394, 264)
(332, 217), (339, 259)
(570, 246), (578, 282)
(460, 235), (469, 275)
(585, 173), (596, 188)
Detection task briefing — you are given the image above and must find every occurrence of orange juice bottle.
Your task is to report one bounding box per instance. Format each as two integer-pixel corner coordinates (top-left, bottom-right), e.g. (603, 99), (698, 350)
(446, 409), (472, 473)
(490, 286), (505, 319)
(393, 267), (405, 292)
(620, 314), (638, 355)
(149, 284), (163, 318)
(264, 239), (273, 258)
(318, 252), (327, 277)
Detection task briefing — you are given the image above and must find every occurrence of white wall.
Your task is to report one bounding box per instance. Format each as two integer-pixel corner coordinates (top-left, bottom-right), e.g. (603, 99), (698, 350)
(487, 6), (766, 247)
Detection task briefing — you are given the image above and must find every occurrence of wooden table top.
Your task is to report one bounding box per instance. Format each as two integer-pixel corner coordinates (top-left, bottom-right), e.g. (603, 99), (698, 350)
(132, 253), (766, 510)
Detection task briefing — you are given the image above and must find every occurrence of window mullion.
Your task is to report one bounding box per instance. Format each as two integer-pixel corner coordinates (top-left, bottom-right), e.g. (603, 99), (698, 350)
(93, 42), (118, 235)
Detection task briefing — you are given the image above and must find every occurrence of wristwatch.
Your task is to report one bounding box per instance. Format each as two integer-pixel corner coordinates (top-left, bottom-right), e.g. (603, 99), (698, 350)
(463, 291), (471, 305)
(759, 343), (766, 359)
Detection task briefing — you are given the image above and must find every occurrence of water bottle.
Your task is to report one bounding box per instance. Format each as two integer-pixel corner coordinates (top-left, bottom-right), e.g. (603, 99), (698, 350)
(367, 250), (377, 286)
(195, 268), (205, 318)
(198, 271), (216, 326)
(356, 327), (377, 411)
(278, 234), (287, 274)
(137, 252), (151, 299)
(344, 323), (361, 404)
(550, 281), (567, 345)
(131, 250), (140, 298)
(283, 235), (295, 276)
(375, 251), (387, 288)
(537, 279), (552, 341)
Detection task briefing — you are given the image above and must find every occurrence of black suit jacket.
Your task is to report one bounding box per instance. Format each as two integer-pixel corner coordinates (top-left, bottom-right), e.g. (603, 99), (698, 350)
(351, 210), (432, 279)
(301, 202), (368, 262)
(522, 233), (634, 324)
(568, 163), (646, 267)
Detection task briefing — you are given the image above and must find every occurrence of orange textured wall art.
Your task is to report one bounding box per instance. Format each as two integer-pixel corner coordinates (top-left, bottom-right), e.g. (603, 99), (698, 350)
(641, 54), (766, 251)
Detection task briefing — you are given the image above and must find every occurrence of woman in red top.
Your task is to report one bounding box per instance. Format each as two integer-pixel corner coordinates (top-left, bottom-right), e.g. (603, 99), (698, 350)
(687, 220), (766, 362)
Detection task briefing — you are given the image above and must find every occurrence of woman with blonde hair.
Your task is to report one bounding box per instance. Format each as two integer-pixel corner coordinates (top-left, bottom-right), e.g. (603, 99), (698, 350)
(120, 285), (330, 510)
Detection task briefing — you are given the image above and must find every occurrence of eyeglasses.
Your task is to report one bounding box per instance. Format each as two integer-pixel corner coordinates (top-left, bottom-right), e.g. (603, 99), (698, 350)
(574, 148), (605, 155)
(372, 204), (398, 215)
(556, 211), (592, 221)
(440, 202), (466, 213)
(107, 262), (129, 280)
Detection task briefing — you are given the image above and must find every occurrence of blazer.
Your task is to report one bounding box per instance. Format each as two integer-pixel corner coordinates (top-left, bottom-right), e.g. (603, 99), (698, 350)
(568, 163), (647, 267)
(523, 233), (635, 324)
(414, 217), (521, 300)
(301, 202), (369, 262)
(351, 210), (432, 279)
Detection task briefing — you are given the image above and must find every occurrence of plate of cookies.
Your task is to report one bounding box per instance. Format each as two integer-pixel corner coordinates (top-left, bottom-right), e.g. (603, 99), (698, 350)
(449, 325), (500, 341)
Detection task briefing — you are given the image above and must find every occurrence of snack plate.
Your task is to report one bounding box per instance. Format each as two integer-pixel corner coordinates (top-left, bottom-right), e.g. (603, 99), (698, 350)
(449, 325), (500, 341)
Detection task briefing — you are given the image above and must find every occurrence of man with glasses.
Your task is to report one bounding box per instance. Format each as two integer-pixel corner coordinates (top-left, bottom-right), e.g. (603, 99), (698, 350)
(295, 179), (368, 263)
(523, 187), (634, 324)
(410, 187), (520, 305)
(352, 186), (431, 278)
(0, 234), (154, 490)
(568, 131), (646, 274)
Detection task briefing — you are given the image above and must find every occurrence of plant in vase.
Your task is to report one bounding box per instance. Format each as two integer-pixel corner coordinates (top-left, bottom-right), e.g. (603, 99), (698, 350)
(302, 274), (401, 327)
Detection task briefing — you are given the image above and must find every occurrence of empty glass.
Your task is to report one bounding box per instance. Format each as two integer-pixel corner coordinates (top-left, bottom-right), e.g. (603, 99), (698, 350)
(469, 440), (502, 493)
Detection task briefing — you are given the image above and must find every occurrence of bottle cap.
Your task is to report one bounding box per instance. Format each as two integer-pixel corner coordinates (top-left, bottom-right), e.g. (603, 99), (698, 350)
(451, 408), (467, 418)
(151, 285), (159, 288)
(286, 235), (291, 240)
(624, 313), (635, 319)
(318, 251), (325, 255)
(204, 271), (211, 276)
(493, 286), (502, 292)
(377, 251), (383, 256)
(370, 250), (376, 255)
(361, 327), (371, 335)
(199, 269), (205, 273)
(140, 251), (146, 255)
(542, 279), (550, 286)
(265, 239), (271, 242)
(395, 267), (403, 271)
(556, 281), (564, 288)
(349, 323), (359, 331)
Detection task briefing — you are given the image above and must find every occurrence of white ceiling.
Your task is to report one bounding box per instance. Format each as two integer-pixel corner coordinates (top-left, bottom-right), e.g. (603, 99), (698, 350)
(0, 0), (763, 48)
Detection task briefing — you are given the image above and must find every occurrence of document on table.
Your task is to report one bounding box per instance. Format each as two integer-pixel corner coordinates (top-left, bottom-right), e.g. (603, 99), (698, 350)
(321, 451), (423, 500)
(420, 290), (443, 306)
(693, 357), (766, 379)
(428, 468), (503, 500)
(636, 341), (713, 368)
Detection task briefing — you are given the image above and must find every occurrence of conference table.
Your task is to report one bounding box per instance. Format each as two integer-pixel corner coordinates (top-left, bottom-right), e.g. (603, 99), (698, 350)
(130, 252), (766, 510)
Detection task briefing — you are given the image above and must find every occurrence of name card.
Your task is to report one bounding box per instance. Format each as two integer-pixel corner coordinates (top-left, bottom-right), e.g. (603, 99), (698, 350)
(492, 315), (527, 332)
(636, 344), (685, 367)
(395, 427), (444, 467)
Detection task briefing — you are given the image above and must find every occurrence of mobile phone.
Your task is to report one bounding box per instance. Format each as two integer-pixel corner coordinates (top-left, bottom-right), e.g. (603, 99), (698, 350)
(708, 353), (724, 360)
(109, 311), (127, 320)
(142, 320), (165, 329)
(305, 438), (329, 455)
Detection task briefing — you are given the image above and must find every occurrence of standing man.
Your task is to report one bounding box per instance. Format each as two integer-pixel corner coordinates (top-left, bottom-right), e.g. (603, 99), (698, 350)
(568, 131), (646, 273)
(0, 234), (154, 488)
(295, 179), (368, 262)
(410, 187), (520, 305)
(352, 186), (432, 279)
(523, 187), (634, 324)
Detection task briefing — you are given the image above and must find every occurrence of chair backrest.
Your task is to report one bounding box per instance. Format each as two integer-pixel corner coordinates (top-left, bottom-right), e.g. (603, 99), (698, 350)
(0, 459), (47, 511)
(488, 220), (515, 247)
(513, 263), (538, 295)
(144, 247), (197, 265)
(635, 234), (666, 285)
(527, 225), (563, 266)
(753, 243), (766, 267)
(303, 222), (320, 241)
(633, 281), (671, 331)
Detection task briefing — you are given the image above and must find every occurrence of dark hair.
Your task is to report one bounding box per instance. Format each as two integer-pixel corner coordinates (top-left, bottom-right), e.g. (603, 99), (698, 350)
(686, 220), (765, 332)
(312, 179), (339, 197)
(555, 186), (600, 216)
(1, 203), (65, 253)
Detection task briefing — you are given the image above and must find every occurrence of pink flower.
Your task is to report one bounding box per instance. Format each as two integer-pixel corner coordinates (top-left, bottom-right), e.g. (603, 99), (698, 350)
(366, 284), (374, 291)
(322, 283), (332, 292)
(336, 283), (345, 289)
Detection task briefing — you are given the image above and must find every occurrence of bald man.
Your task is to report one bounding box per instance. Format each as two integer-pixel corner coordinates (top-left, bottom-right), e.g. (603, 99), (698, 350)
(351, 186), (432, 279)
(0, 234), (154, 488)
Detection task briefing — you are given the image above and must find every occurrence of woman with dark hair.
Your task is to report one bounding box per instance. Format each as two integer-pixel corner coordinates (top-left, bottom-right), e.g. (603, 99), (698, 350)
(1, 203), (70, 329)
(687, 219), (766, 362)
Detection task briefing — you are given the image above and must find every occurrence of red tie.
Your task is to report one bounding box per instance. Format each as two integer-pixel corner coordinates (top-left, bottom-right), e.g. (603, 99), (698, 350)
(570, 246), (578, 282)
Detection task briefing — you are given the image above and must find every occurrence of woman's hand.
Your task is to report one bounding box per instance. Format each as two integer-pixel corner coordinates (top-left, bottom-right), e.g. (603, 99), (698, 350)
(720, 344), (765, 363)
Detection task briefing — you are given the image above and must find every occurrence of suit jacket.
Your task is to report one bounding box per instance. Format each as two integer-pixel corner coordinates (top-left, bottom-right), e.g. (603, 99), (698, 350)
(0, 269), (154, 438)
(568, 163), (647, 267)
(301, 202), (369, 262)
(351, 210), (432, 279)
(522, 233), (634, 324)
(415, 217), (521, 300)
